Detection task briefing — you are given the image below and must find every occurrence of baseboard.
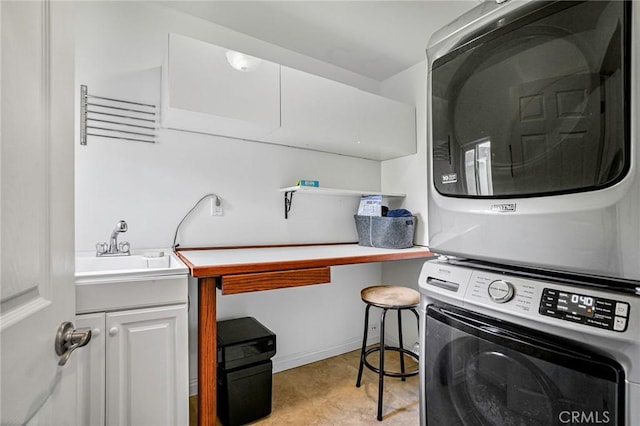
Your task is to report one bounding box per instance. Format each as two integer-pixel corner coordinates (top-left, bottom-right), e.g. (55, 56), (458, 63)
(271, 334), (379, 374)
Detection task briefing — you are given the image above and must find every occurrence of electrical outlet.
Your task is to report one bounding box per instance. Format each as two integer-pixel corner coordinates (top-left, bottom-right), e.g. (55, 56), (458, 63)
(210, 198), (223, 216)
(369, 324), (378, 333)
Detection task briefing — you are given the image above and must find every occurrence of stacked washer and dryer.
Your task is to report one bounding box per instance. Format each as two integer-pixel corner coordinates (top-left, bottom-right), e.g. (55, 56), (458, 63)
(421, 1), (640, 425)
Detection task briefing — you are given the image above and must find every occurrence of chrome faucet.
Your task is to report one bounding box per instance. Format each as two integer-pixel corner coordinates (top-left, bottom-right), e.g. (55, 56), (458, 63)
(96, 220), (131, 257)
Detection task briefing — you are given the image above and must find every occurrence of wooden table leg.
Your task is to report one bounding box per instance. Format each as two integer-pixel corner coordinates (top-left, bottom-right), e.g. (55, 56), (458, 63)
(198, 277), (217, 425)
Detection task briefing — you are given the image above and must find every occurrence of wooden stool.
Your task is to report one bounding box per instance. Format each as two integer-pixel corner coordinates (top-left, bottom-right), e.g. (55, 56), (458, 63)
(356, 285), (420, 421)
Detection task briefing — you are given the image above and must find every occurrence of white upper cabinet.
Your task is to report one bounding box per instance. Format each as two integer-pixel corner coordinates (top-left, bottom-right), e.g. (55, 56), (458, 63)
(161, 34), (416, 160)
(261, 66), (359, 154)
(355, 89), (416, 160)
(161, 33), (280, 140)
(262, 67), (416, 160)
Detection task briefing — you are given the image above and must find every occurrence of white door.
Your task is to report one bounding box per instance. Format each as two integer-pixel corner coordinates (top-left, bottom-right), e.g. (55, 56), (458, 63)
(1, 1), (77, 425)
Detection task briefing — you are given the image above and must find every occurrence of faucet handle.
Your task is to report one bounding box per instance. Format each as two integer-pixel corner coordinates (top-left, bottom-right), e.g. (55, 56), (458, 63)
(118, 241), (130, 254)
(96, 242), (108, 255)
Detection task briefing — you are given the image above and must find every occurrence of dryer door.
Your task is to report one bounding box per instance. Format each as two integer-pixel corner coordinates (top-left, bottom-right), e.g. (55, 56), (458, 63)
(425, 305), (625, 426)
(430, 0), (629, 198)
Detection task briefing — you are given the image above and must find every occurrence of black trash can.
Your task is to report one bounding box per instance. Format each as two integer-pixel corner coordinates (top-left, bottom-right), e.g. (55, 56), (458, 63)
(217, 317), (276, 426)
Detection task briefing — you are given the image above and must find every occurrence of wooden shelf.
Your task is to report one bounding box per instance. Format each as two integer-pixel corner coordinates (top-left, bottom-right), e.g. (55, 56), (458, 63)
(279, 186), (406, 218)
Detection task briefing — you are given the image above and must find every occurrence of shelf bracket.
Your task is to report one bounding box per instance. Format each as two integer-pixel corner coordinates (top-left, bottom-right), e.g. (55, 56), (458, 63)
(284, 190), (295, 219)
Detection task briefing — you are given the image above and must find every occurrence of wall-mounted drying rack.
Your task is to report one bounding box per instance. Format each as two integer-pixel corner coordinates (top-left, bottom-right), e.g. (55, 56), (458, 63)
(80, 85), (158, 145)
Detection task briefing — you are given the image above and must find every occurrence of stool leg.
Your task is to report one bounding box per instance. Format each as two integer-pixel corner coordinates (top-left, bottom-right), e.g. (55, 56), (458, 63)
(356, 304), (371, 387)
(397, 309), (406, 381)
(377, 308), (388, 421)
(411, 308), (420, 329)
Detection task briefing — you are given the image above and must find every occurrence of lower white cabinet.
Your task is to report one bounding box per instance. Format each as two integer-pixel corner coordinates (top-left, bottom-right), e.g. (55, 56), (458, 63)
(77, 304), (189, 426)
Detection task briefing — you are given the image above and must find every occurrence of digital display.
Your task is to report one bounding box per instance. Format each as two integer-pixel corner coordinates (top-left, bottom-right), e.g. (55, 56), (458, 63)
(556, 291), (595, 318)
(540, 288), (628, 332)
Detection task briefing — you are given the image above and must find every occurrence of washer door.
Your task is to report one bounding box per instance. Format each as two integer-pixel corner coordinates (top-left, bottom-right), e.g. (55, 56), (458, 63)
(425, 305), (624, 426)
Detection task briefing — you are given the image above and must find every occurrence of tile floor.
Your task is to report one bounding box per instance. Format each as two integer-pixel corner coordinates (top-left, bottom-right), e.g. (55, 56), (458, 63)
(190, 348), (419, 425)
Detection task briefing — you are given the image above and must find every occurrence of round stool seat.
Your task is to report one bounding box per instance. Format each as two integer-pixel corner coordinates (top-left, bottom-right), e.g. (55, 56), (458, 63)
(361, 285), (419, 308)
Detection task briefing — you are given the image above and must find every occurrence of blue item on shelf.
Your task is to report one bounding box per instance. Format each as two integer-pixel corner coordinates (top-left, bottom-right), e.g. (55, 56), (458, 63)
(387, 209), (413, 217)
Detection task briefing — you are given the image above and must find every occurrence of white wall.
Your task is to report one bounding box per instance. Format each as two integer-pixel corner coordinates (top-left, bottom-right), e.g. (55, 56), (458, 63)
(379, 61), (431, 348)
(75, 1), (385, 252)
(188, 263), (383, 393)
(380, 60), (429, 247)
(74, 1), (426, 396)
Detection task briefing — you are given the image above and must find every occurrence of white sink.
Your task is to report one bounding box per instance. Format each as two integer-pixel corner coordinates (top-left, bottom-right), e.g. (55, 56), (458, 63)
(75, 249), (189, 314)
(75, 250), (188, 282)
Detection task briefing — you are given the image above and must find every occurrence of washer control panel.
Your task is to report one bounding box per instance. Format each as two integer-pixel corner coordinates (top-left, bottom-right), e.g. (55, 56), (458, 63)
(539, 288), (630, 332)
(419, 260), (636, 335)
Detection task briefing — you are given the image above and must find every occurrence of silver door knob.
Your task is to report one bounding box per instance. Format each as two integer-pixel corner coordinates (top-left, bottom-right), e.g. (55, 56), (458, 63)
(55, 321), (91, 366)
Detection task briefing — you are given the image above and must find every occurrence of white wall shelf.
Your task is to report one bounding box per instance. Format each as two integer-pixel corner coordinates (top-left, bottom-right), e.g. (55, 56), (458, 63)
(279, 186), (406, 219)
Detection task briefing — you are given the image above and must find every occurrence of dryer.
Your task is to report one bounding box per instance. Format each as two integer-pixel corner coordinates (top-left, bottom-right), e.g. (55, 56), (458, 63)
(426, 0), (640, 283)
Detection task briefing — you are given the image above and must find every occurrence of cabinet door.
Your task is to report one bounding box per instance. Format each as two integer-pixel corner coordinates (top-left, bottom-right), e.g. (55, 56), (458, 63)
(106, 305), (188, 426)
(262, 66), (360, 155)
(76, 313), (106, 426)
(263, 66), (416, 160)
(162, 33), (280, 140)
(356, 89), (416, 159)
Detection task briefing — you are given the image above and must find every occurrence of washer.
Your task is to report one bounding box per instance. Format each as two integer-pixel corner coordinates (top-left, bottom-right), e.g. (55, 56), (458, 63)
(418, 259), (640, 426)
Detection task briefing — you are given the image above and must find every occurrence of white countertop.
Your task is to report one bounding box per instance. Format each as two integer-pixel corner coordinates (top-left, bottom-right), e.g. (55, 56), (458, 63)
(176, 243), (434, 277)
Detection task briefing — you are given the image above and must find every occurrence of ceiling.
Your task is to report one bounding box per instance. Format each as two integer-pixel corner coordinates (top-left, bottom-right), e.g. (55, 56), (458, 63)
(159, 1), (479, 81)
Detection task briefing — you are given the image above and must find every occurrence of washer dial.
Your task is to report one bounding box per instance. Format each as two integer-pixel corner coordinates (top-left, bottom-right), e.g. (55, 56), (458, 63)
(488, 280), (514, 303)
